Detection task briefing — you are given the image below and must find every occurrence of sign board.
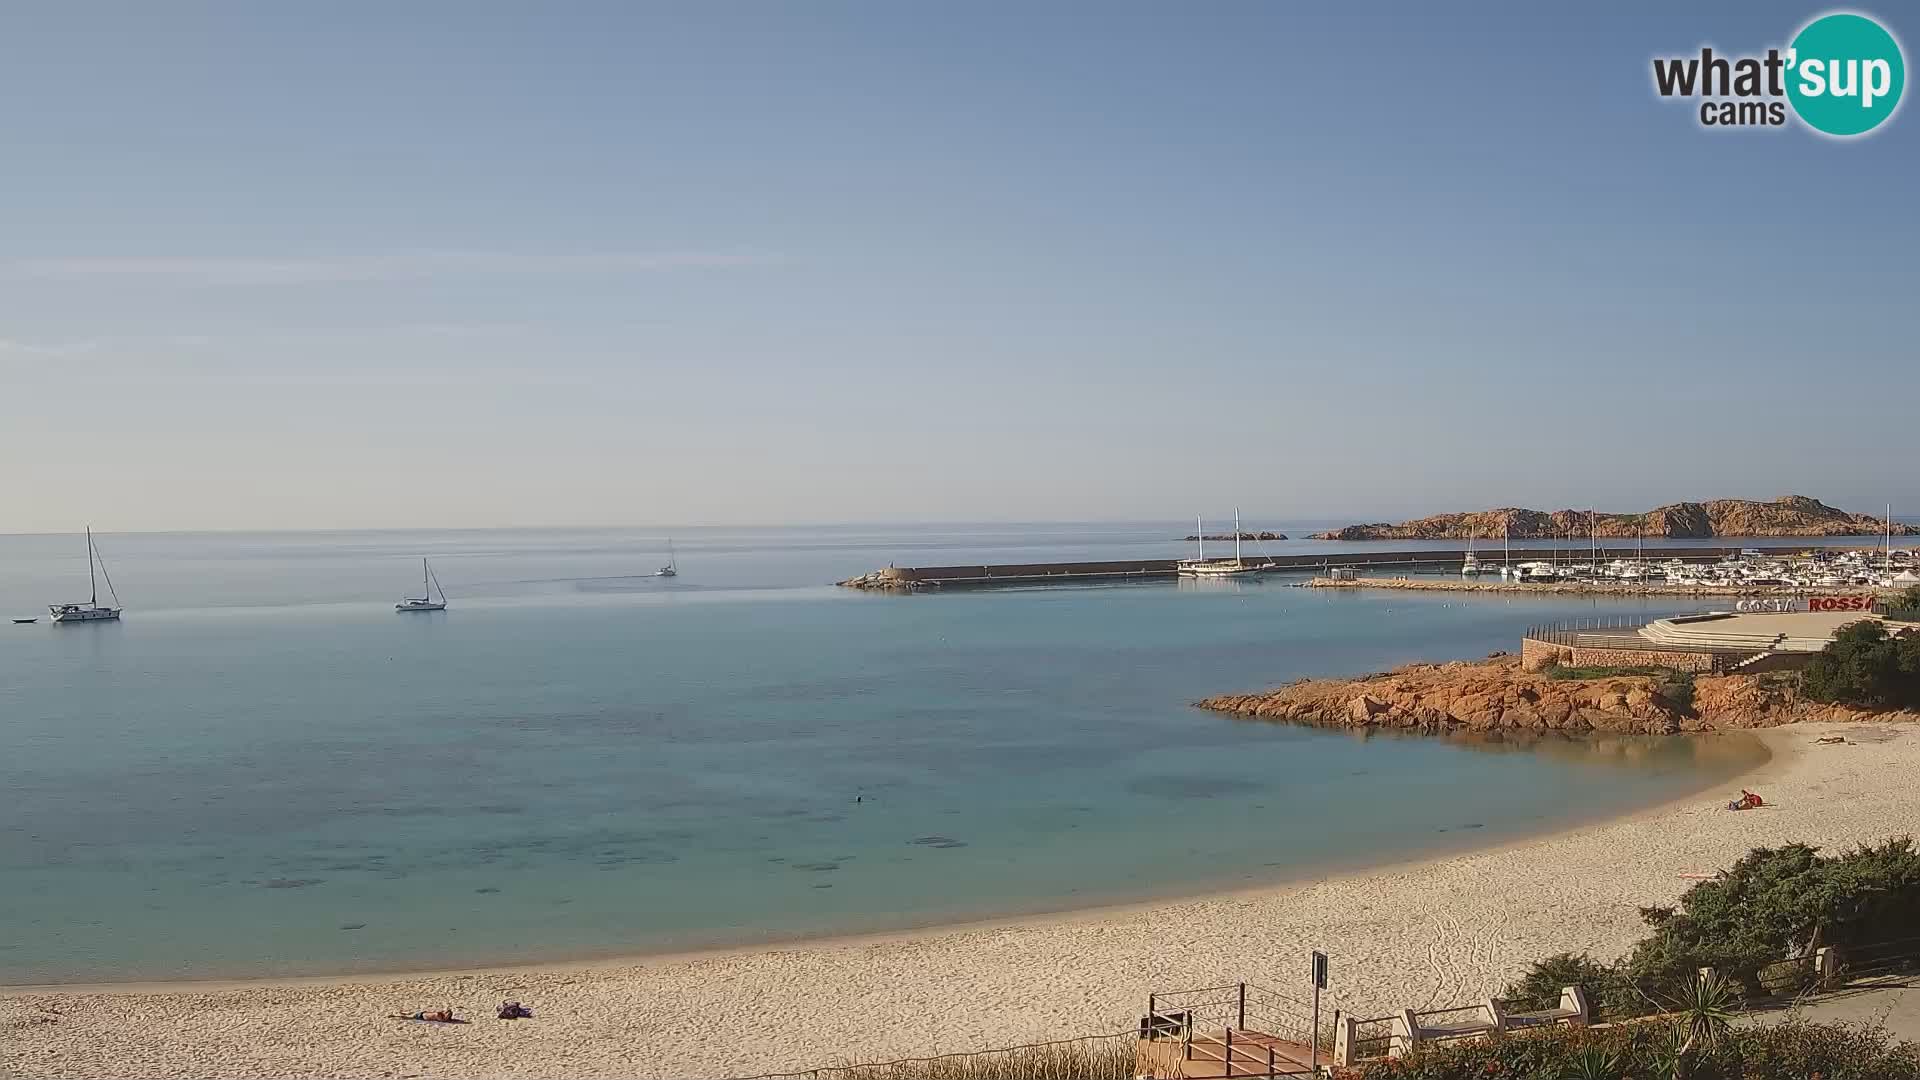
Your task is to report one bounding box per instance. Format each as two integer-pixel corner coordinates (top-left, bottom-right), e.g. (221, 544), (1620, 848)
(1809, 594), (1878, 612)
(1734, 598), (1798, 613)
(1312, 950), (1329, 990)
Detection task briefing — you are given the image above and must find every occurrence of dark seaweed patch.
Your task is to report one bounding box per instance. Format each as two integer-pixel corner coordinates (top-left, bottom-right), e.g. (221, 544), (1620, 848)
(1126, 775), (1264, 800)
(258, 877), (324, 889)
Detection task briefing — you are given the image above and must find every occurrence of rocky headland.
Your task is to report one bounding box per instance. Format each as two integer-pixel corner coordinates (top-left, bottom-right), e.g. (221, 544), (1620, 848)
(1311, 495), (1912, 541)
(1195, 655), (1915, 735)
(1182, 530), (1286, 541)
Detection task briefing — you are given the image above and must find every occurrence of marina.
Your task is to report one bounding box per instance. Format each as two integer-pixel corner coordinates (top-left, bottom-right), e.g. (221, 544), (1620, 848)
(839, 543), (1916, 592)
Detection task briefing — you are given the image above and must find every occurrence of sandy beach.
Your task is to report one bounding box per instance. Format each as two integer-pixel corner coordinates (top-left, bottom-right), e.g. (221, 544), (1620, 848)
(5, 721), (1914, 1080)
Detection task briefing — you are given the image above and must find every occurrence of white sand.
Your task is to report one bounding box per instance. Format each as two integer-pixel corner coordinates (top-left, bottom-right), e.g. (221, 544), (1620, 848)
(4, 722), (1914, 1080)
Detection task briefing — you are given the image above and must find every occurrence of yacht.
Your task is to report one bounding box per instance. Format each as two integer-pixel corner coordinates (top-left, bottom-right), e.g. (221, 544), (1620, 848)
(1461, 531), (1482, 577)
(657, 538), (678, 578)
(50, 527), (122, 623)
(1511, 561), (1560, 583)
(396, 558), (449, 612)
(1178, 510), (1261, 577)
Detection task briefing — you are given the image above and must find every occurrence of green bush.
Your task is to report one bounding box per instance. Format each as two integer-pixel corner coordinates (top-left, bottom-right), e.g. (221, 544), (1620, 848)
(1624, 839), (1920, 997)
(1800, 620), (1920, 708)
(1341, 1019), (1920, 1080)
(1501, 953), (1650, 1023)
(1540, 664), (1682, 681)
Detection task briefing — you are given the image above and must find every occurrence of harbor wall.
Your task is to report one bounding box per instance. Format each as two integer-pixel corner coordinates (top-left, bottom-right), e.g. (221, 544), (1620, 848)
(846, 546), (1757, 590)
(1519, 637), (1725, 674)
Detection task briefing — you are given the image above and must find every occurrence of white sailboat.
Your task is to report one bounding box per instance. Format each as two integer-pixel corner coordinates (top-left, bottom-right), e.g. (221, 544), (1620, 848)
(1461, 529), (1482, 577)
(657, 538), (678, 578)
(395, 558), (448, 612)
(1178, 509), (1261, 577)
(49, 526), (122, 623)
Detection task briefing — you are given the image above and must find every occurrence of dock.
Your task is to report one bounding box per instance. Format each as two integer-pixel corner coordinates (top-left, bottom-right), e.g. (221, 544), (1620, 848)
(839, 546), (1756, 591)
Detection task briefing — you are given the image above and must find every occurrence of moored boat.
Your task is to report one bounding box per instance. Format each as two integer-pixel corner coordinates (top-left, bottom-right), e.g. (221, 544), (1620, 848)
(49, 527), (122, 623)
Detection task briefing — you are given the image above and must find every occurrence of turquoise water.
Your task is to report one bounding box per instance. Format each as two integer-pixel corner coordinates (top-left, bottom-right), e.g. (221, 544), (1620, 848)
(0, 525), (1765, 984)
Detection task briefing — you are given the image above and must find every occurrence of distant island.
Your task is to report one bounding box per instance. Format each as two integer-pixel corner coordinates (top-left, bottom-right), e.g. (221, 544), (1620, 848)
(1310, 495), (1913, 541)
(1182, 531), (1286, 542)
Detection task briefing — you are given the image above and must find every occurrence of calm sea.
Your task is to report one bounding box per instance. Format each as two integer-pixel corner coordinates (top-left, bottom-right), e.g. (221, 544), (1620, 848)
(0, 524), (1767, 984)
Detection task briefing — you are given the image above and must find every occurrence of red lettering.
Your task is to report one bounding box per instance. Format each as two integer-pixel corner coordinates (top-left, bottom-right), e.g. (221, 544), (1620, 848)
(1811, 594), (1876, 612)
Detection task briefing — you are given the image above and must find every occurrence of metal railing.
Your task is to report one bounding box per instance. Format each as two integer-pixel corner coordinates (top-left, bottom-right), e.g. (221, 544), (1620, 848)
(1344, 1013), (1402, 1060)
(1143, 982), (1317, 1076)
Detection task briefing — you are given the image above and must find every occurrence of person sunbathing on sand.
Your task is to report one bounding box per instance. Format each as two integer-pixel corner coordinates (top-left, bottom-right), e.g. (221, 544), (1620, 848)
(393, 1008), (464, 1023)
(497, 1001), (534, 1020)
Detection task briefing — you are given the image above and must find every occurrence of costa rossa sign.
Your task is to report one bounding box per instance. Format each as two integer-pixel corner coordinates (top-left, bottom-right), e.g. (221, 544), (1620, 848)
(1809, 594), (1878, 612)
(1735, 598), (1798, 613)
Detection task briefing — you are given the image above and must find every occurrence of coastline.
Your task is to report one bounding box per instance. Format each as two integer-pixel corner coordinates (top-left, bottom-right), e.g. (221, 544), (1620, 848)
(16, 722), (1919, 1079)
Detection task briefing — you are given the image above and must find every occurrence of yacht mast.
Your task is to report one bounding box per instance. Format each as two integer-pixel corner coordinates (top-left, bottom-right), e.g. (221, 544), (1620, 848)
(1234, 508), (1242, 566)
(1197, 515), (1204, 563)
(87, 526), (98, 606)
(422, 557), (430, 598)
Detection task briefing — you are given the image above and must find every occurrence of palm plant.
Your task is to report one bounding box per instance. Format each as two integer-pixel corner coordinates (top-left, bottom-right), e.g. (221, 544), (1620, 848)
(1671, 971), (1740, 1057)
(1554, 1046), (1624, 1080)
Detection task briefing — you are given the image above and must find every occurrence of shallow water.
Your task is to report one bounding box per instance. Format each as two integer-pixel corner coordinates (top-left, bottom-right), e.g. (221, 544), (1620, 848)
(0, 525), (1766, 983)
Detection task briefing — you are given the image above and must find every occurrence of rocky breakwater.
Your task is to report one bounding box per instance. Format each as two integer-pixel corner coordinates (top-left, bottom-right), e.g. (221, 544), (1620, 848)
(1195, 656), (1914, 735)
(839, 568), (935, 591)
(1183, 531), (1287, 541)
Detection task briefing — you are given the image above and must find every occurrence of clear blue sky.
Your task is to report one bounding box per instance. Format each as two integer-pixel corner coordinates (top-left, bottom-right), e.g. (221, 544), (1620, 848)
(2, 1), (1913, 531)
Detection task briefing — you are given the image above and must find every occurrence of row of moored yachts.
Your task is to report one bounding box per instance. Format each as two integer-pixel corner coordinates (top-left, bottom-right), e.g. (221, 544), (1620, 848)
(1462, 547), (1920, 587)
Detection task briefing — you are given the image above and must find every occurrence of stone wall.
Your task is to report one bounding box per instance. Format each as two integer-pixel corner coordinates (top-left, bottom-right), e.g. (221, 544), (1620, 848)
(1520, 636), (1721, 673)
(1520, 638), (1574, 671)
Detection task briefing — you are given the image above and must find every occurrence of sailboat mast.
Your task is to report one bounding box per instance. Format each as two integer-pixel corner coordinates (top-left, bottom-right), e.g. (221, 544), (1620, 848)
(1197, 515), (1204, 563)
(87, 526), (97, 606)
(1234, 508), (1242, 566)
(1889, 503), (1894, 575)
(423, 557), (430, 596)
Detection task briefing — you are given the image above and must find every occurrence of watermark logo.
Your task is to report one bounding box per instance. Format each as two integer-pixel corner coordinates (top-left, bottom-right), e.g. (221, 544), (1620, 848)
(1652, 10), (1905, 137)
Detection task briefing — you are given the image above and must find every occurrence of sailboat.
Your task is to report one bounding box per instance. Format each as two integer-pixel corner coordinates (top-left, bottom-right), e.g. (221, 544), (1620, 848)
(395, 558), (448, 612)
(1178, 509), (1260, 577)
(1461, 529), (1482, 577)
(49, 527), (122, 623)
(657, 538), (678, 578)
